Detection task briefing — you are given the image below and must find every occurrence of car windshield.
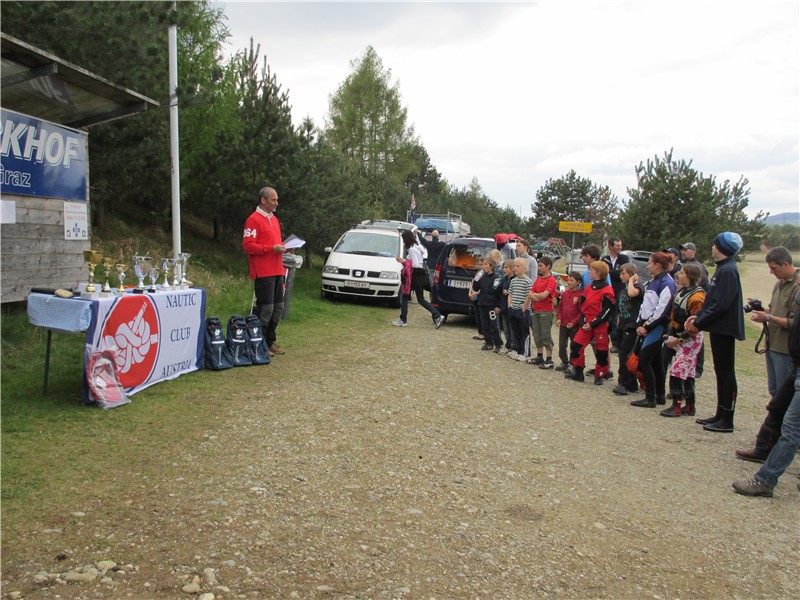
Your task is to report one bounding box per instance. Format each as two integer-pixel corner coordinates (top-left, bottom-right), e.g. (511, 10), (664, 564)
(334, 231), (399, 256)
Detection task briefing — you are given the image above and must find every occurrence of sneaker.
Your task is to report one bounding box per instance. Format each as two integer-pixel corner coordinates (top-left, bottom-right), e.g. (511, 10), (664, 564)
(594, 376), (604, 386)
(269, 343), (285, 355)
(563, 365), (575, 377)
(612, 385), (629, 396)
(480, 343), (494, 351)
(494, 346), (503, 353)
(539, 359), (554, 370)
(434, 315), (445, 329)
(555, 363), (568, 372)
(507, 351), (519, 360)
(391, 319), (407, 327)
(610, 345), (619, 354)
(732, 477), (774, 498)
(587, 369), (614, 380)
(527, 356), (545, 366)
(515, 353), (529, 362)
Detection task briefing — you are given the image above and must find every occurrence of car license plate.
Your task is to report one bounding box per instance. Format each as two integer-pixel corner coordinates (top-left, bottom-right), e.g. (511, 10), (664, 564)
(447, 279), (470, 289)
(344, 281), (370, 289)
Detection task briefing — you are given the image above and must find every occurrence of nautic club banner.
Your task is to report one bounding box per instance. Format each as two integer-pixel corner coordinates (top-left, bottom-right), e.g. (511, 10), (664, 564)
(85, 289), (206, 396)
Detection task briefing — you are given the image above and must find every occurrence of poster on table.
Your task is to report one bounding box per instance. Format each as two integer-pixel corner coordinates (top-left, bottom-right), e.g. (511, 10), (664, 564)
(85, 289), (206, 396)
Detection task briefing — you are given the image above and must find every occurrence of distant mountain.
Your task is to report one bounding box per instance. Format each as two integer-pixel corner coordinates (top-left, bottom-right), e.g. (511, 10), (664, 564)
(764, 213), (800, 227)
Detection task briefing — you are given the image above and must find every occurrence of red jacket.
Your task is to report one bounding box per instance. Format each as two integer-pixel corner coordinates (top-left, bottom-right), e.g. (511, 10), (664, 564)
(558, 288), (582, 326)
(242, 208), (283, 279)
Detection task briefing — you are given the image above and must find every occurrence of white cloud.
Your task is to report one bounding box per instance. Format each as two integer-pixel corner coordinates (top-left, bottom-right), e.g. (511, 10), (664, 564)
(214, 1), (799, 219)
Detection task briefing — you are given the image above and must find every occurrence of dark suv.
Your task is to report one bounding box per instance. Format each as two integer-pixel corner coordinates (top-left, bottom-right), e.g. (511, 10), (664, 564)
(430, 237), (502, 319)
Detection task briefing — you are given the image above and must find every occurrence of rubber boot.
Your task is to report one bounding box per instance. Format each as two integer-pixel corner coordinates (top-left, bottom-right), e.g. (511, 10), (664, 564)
(681, 378), (696, 415)
(660, 396), (683, 417)
(735, 424), (780, 462)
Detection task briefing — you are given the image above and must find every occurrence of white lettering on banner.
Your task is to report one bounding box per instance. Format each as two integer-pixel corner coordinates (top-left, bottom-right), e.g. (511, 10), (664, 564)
(165, 293), (197, 308)
(161, 359), (194, 379)
(170, 327), (192, 342)
(0, 118), (81, 168)
(0, 165), (32, 187)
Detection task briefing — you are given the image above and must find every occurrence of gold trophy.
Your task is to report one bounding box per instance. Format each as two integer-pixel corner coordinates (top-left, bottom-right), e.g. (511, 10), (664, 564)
(101, 257), (115, 295)
(115, 263), (128, 293)
(82, 250), (103, 295)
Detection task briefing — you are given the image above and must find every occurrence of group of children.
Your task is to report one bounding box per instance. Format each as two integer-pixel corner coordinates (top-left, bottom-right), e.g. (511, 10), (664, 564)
(468, 252), (706, 415)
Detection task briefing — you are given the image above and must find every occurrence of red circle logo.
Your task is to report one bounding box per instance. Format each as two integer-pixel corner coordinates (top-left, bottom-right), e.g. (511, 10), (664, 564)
(100, 296), (159, 388)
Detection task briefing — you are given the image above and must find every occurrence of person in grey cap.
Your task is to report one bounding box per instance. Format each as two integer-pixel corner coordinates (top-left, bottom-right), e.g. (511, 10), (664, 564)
(417, 229), (445, 285)
(685, 232), (745, 432)
(679, 242), (709, 290)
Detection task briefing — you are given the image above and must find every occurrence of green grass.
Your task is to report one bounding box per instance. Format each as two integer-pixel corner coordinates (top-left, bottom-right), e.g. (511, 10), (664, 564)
(1, 220), (393, 527)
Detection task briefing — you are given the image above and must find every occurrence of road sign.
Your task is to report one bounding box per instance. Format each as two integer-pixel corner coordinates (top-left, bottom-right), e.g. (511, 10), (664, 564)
(559, 221), (593, 234)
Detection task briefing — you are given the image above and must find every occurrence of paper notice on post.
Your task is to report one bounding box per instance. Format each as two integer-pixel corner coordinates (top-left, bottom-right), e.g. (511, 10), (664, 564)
(283, 234), (306, 249)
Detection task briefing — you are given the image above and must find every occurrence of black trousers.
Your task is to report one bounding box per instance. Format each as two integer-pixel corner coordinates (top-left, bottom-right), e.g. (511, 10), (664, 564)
(254, 275), (285, 347)
(709, 333), (737, 421)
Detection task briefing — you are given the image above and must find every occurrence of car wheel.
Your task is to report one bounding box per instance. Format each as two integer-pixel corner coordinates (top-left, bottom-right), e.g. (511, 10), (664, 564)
(323, 291), (336, 302)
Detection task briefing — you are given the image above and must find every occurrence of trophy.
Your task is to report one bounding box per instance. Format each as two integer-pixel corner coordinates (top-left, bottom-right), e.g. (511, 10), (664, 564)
(179, 252), (192, 288)
(115, 263), (128, 293)
(82, 250), (103, 294)
(101, 257), (116, 294)
(170, 257), (180, 288)
(133, 255), (152, 293)
(161, 259), (171, 290)
(148, 261), (160, 293)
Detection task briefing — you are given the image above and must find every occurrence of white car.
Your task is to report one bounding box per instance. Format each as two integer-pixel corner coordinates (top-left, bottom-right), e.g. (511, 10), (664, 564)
(321, 226), (405, 307)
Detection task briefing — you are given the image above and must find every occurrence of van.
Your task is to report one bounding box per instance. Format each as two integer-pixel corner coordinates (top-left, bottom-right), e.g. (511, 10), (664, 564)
(321, 226), (404, 307)
(430, 237), (500, 319)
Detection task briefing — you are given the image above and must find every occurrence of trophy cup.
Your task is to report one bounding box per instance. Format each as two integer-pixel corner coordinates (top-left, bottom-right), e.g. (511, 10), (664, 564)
(115, 263), (128, 293)
(133, 255), (152, 294)
(170, 257), (180, 288)
(179, 252), (192, 288)
(161, 259), (171, 291)
(101, 257), (115, 295)
(82, 250), (103, 295)
(148, 261), (160, 293)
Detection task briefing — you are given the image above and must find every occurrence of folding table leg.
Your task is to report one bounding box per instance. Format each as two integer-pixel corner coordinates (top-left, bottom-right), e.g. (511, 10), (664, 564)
(43, 329), (52, 394)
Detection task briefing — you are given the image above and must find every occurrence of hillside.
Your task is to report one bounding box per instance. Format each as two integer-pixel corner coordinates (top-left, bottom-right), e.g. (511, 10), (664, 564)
(764, 212), (800, 227)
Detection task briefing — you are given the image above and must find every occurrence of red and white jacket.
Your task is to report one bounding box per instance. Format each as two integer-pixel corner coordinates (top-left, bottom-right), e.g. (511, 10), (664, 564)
(242, 207), (283, 279)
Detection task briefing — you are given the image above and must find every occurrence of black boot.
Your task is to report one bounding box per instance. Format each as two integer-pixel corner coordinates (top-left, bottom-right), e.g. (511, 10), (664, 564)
(568, 366), (585, 382)
(631, 394), (656, 408)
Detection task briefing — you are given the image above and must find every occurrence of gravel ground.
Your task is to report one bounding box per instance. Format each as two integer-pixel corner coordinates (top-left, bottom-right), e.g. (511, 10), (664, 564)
(2, 303), (799, 599)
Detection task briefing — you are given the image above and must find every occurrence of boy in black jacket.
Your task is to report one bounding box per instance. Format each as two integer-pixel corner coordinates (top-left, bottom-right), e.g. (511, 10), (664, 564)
(473, 256), (504, 352)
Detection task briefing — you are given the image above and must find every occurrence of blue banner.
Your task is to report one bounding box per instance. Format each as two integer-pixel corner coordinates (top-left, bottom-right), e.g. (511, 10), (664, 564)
(0, 109), (87, 201)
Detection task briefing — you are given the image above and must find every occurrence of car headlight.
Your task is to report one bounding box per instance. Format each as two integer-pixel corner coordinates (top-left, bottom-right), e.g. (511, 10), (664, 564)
(379, 271), (399, 280)
(323, 265), (339, 274)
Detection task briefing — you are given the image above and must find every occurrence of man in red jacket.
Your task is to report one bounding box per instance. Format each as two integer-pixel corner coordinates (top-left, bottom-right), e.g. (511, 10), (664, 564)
(242, 187), (287, 356)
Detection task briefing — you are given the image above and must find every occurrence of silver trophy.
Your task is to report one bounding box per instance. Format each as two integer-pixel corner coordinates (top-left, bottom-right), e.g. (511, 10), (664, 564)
(161, 259), (171, 290)
(148, 261), (160, 293)
(170, 258), (180, 288)
(179, 252), (192, 288)
(101, 257), (115, 294)
(133, 255), (152, 293)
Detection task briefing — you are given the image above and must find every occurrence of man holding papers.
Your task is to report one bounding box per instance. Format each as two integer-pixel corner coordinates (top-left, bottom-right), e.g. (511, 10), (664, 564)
(242, 186), (288, 356)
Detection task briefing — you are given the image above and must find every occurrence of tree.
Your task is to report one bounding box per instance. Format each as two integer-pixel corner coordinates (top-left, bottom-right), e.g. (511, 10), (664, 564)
(324, 46), (419, 183)
(526, 170), (595, 240)
(617, 149), (766, 258)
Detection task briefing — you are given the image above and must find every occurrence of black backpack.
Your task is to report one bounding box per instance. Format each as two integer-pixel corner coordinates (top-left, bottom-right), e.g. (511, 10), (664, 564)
(204, 317), (234, 370)
(245, 314), (271, 365)
(226, 315), (254, 366)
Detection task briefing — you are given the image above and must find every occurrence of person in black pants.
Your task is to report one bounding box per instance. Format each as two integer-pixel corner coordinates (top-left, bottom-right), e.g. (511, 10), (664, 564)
(685, 232), (745, 433)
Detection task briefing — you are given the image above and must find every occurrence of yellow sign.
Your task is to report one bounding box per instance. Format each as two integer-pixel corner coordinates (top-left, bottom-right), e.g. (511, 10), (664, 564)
(558, 221), (593, 234)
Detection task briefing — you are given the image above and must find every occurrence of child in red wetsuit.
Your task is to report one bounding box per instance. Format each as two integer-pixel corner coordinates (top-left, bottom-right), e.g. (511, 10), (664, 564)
(566, 261), (615, 385)
(555, 271), (582, 372)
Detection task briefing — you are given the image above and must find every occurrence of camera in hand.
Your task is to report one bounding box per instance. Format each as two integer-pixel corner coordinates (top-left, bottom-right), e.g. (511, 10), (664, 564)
(743, 299), (764, 313)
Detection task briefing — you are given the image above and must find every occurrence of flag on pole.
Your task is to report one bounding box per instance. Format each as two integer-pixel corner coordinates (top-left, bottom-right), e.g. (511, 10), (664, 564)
(410, 195), (416, 224)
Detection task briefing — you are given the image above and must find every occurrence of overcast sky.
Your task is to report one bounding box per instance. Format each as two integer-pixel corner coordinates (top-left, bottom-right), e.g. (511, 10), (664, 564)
(213, 1), (799, 221)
